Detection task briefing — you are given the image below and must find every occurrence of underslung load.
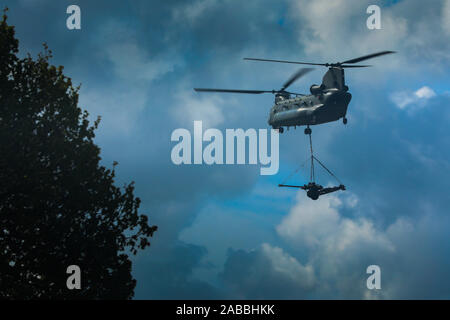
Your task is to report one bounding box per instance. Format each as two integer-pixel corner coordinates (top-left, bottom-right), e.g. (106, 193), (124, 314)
(278, 132), (345, 200)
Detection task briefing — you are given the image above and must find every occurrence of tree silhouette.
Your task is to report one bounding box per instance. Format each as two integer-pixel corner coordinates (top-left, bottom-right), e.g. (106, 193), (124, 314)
(0, 10), (157, 299)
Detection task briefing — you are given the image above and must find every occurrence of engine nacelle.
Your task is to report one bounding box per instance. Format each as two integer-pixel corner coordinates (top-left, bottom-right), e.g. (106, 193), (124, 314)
(310, 84), (324, 95)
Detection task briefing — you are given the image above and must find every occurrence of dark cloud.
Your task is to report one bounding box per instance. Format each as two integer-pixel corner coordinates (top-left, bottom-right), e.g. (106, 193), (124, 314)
(133, 242), (223, 299)
(220, 244), (315, 299)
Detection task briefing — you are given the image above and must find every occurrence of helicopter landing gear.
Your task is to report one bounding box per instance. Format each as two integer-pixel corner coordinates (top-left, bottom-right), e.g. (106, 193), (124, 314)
(343, 117), (348, 125)
(304, 126), (312, 135)
(278, 127), (284, 134)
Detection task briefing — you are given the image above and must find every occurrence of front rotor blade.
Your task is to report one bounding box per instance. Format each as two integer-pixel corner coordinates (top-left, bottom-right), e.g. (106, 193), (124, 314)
(341, 51), (396, 64)
(244, 57), (327, 66)
(281, 68), (314, 91)
(194, 88), (270, 94)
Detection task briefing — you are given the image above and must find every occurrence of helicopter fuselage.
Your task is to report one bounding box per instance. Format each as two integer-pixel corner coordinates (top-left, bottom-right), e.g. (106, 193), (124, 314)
(268, 88), (352, 129)
(195, 51), (395, 133)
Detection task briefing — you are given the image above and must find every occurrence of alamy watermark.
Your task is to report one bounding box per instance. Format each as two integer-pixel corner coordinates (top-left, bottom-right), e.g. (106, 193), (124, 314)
(366, 265), (381, 290)
(367, 5), (381, 30)
(66, 5), (81, 30)
(66, 265), (81, 290)
(171, 121), (279, 175)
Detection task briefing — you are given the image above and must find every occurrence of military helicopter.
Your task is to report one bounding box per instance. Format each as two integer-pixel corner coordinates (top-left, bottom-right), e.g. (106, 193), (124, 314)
(194, 51), (395, 134)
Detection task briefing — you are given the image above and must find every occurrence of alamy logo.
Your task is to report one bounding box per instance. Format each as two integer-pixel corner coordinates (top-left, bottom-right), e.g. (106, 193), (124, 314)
(171, 121), (279, 175)
(366, 265), (381, 290)
(66, 265), (81, 290)
(66, 5), (81, 30)
(366, 5), (381, 30)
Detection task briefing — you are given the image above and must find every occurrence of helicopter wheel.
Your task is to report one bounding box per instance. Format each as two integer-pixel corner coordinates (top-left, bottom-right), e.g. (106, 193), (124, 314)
(343, 117), (348, 125)
(304, 127), (312, 135)
(278, 127), (284, 134)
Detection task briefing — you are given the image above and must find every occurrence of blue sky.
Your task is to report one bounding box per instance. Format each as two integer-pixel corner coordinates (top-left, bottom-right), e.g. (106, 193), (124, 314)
(4, 0), (450, 299)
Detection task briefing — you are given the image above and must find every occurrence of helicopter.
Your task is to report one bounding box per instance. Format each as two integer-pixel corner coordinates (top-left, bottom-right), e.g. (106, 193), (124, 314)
(194, 51), (395, 135)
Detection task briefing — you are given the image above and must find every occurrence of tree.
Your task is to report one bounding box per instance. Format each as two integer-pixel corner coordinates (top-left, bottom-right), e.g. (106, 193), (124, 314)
(0, 10), (157, 299)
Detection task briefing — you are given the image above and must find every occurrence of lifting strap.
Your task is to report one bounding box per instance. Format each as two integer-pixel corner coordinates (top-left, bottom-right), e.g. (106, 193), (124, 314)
(312, 155), (343, 186)
(279, 131), (343, 187)
(309, 133), (315, 182)
(280, 156), (310, 185)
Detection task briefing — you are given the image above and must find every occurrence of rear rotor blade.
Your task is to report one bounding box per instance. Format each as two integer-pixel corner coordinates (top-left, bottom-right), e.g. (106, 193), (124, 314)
(244, 57), (327, 66)
(194, 88), (271, 94)
(341, 51), (396, 64)
(340, 64), (372, 68)
(281, 68), (314, 91)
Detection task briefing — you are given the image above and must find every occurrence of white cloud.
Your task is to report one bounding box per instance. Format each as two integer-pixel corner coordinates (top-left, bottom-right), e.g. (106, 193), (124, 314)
(105, 42), (176, 82)
(261, 243), (315, 289)
(172, 90), (225, 128)
(414, 86), (436, 99)
(272, 192), (396, 298)
(390, 91), (415, 109)
(287, 0), (406, 62)
(391, 86), (436, 109)
(219, 188), (450, 298)
(276, 193), (341, 248)
(288, 0), (450, 73)
(277, 192), (394, 253)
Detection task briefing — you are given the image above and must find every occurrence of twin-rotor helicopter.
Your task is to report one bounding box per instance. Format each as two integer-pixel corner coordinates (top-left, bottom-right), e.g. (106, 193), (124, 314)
(194, 51), (395, 200)
(194, 51), (395, 135)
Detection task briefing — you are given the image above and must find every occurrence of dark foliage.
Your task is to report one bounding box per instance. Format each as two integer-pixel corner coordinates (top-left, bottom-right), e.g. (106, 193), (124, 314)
(0, 10), (157, 299)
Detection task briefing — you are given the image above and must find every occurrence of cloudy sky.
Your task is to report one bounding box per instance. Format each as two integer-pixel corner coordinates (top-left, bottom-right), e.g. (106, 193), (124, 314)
(4, 0), (450, 299)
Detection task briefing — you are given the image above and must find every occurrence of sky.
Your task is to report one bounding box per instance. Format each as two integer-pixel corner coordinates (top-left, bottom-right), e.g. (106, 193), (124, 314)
(3, 0), (450, 299)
